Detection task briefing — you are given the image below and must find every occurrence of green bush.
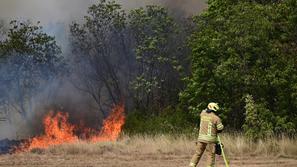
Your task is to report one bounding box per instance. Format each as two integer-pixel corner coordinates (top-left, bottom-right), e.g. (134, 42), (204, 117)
(123, 106), (196, 135)
(243, 95), (296, 141)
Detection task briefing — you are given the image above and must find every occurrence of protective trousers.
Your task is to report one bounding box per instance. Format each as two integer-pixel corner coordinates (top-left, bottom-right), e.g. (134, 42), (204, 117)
(189, 141), (216, 167)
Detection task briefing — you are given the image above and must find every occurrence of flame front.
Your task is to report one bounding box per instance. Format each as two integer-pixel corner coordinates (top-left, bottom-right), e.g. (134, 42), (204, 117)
(90, 104), (125, 142)
(19, 103), (125, 151)
(27, 112), (78, 150)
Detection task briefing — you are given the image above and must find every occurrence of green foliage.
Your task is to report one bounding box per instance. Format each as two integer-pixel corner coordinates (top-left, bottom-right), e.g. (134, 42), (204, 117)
(0, 20), (64, 118)
(129, 6), (186, 112)
(86, 0), (126, 31)
(181, 0), (297, 134)
(70, 1), (189, 119)
(123, 105), (196, 135)
(243, 95), (274, 140)
(1, 20), (61, 61)
(243, 95), (295, 140)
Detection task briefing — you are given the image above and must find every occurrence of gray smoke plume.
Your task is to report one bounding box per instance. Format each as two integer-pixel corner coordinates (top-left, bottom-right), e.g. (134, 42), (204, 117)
(0, 0), (206, 23)
(0, 0), (206, 53)
(0, 0), (207, 140)
(0, 0), (207, 56)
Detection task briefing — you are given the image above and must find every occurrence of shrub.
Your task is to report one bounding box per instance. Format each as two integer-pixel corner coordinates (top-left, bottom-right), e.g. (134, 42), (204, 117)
(243, 95), (296, 141)
(123, 105), (196, 135)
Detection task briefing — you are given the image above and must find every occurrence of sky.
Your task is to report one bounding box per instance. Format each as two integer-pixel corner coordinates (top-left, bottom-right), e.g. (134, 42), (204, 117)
(0, 0), (207, 51)
(0, 0), (207, 24)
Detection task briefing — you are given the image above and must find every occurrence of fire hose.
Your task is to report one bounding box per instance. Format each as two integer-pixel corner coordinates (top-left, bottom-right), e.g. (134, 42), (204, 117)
(217, 135), (230, 167)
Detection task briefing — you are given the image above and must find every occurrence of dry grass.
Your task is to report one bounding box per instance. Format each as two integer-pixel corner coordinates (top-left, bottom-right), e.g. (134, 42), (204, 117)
(39, 135), (194, 156)
(37, 134), (297, 158)
(1, 134), (297, 167)
(221, 134), (297, 157)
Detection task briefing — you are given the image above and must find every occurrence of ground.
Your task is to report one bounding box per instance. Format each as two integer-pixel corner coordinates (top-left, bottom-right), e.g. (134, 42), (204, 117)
(1, 152), (297, 167)
(0, 135), (296, 167)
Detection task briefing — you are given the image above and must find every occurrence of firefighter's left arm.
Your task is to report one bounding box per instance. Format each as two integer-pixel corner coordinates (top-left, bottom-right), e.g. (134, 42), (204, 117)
(216, 117), (224, 133)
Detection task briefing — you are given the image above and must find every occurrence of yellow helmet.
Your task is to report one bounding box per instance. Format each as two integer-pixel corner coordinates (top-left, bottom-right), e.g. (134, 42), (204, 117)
(207, 102), (219, 111)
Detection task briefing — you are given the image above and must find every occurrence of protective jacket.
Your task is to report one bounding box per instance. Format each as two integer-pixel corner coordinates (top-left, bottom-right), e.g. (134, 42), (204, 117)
(198, 109), (224, 143)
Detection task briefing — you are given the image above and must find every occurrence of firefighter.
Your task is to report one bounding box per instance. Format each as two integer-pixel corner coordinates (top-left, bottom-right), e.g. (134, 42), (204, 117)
(189, 102), (224, 167)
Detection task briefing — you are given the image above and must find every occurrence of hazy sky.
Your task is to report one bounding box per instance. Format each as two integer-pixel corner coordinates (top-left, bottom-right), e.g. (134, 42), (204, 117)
(0, 0), (207, 52)
(0, 0), (96, 23)
(0, 0), (207, 24)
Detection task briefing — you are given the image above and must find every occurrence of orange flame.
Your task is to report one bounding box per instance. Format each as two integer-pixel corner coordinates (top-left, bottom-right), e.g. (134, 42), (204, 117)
(27, 112), (78, 150)
(19, 103), (125, 151)
(90, 104), (125, 142)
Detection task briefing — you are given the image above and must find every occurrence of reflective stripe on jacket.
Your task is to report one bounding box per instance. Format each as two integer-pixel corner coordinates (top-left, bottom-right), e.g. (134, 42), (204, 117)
(198, 109), (224, 143)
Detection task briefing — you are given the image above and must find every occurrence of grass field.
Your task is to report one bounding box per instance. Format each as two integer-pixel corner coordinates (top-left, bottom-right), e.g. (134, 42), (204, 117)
(0, 134), (296, 167)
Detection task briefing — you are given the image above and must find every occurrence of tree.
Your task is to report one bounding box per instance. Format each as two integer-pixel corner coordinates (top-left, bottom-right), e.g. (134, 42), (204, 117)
(70, 1), (191, 119)
(129, 5), (186, 113)
(180, 0), (297, 133)
(0, 20), (64, 118)
(243, 95), (274, 140)
(70, 0), (132, 117)
(243, 94), (295, 140)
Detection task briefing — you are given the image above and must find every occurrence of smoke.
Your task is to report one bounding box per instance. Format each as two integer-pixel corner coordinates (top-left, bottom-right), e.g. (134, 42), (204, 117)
(0, 0), (206, 23)
(0, 0), (95, 23)
(120, 0), (207, 16)
(0, 0), (206, 53)
(0, 0), (207, 140)
(0, 0), (206, 56)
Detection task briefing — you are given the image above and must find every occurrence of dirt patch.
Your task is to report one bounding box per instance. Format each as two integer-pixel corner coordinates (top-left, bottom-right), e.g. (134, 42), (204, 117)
(1, 135), (296, 167)
(0, 152), (296, 167)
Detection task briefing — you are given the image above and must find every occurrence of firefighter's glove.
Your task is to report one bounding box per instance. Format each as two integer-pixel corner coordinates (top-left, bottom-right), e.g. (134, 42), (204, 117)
(215, 143), (222, 155)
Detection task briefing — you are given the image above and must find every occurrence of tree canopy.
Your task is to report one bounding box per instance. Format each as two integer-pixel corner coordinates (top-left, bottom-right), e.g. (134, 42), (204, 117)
(0, 20), (64, 118)
(180, 0), (297, 138)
